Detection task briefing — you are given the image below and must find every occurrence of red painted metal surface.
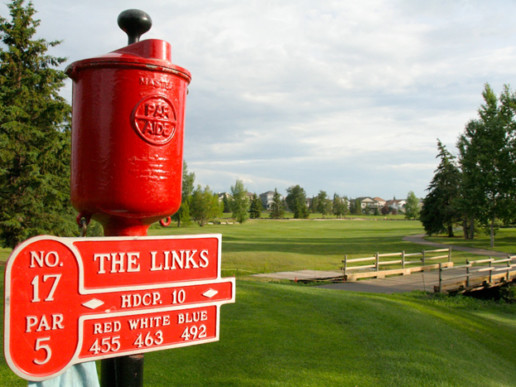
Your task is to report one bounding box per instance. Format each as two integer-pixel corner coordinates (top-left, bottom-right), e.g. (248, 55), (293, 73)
(4, 235), (235, 381)
(66, 39), (191, 236)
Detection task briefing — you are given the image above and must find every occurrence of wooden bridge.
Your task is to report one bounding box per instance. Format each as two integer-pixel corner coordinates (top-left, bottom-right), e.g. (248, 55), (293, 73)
(436, 256), (516, 293)
(254, 248), (516, 294)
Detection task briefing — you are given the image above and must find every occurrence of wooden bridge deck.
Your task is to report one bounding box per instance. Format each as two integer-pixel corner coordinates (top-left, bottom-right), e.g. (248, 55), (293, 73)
(253, 266), (516, 294)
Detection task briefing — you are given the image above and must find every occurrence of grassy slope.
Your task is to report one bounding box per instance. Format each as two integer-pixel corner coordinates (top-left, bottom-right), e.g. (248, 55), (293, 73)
(2, 279), (514, 386)
(145, 281), (515, 386)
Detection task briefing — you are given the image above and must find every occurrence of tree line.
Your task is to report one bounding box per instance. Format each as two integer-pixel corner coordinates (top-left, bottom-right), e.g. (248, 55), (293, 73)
(174, 165), (421, 227)
(420, 84), (516, 247)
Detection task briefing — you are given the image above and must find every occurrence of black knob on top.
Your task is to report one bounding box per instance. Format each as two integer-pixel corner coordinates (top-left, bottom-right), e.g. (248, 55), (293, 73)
(118, 9), (152, 45)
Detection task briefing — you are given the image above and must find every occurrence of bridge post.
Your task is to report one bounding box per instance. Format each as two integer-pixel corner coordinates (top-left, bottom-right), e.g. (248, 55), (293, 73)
(438, 263), (443, 293)
(466, 259), (470, 288)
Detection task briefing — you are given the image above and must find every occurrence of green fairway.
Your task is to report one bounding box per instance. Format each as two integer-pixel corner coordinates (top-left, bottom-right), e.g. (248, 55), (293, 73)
(149, 219), (427, 275)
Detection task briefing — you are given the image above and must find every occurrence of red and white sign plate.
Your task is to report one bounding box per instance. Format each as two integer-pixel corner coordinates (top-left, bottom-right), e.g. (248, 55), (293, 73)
(3, 234), (235, 381)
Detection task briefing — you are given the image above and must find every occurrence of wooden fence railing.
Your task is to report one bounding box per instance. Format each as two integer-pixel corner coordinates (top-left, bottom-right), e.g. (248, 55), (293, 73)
(436, 255), (516, 293)
(342, 248), (452, 281)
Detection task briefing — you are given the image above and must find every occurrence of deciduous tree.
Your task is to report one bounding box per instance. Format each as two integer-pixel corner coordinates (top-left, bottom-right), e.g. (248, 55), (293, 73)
(404, 191), (420, 220)
(189, 185), (221, 226)
(230, 179), (249, 223)
(316, 190), (332, 217)
(457, 84), (516, 246)
(286, 185), (309, 219)
(332, 194), (348, 218)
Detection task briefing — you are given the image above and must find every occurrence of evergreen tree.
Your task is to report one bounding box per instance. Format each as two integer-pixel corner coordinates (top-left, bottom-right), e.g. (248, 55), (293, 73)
(222, 195), (231, 213)
(309, 195), (318, 213)
(249, 194), (262, 219)
(352, 199), (363, 215)
(230, 179), (249, 223)
(0, 0), (75, 247)
(269, 188), (284, 219)
(286, 185), (309, 219)
(171, 161), (195, 227)
(420, 140), (461, 237)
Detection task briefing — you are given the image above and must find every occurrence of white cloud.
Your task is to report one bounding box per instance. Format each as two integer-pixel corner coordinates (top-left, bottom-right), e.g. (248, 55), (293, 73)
(4, 0), (516, 199)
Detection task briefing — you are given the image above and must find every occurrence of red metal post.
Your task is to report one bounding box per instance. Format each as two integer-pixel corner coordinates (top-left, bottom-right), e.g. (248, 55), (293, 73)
(66, 9), (191, 387)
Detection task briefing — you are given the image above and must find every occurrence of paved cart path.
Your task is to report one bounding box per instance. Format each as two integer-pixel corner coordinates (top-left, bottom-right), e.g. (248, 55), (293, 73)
(402, 234), (509, 257)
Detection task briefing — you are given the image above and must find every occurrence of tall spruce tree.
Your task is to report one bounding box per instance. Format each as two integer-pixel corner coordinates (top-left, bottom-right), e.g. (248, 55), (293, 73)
(249, 194), (262, 219)
(269, 188), (284, 219)
(0, 0), (75, 247)
(172, 161), (195, 226)
(420, 140), (461, 236)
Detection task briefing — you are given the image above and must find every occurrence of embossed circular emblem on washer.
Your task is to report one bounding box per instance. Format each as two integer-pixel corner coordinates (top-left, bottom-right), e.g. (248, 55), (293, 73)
(131, 96), (177, 145)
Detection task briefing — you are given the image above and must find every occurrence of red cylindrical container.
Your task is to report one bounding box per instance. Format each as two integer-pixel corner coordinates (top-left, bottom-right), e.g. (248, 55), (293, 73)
(66, 39), (191, 235)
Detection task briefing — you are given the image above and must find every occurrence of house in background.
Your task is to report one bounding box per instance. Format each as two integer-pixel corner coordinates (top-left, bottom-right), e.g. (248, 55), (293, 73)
(356, 197), (375, 210)
(385, 198), (406, 213)
(259, 191), (275, 210)
(373, 197), (386, 208)
(356, 197), (386, 211)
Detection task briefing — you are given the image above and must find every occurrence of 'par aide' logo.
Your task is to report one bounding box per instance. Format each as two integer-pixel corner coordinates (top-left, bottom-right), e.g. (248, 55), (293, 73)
(131, 96), (177, 145)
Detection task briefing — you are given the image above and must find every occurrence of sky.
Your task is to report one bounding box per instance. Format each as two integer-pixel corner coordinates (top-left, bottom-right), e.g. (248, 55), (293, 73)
(3, 0), (516, 200)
